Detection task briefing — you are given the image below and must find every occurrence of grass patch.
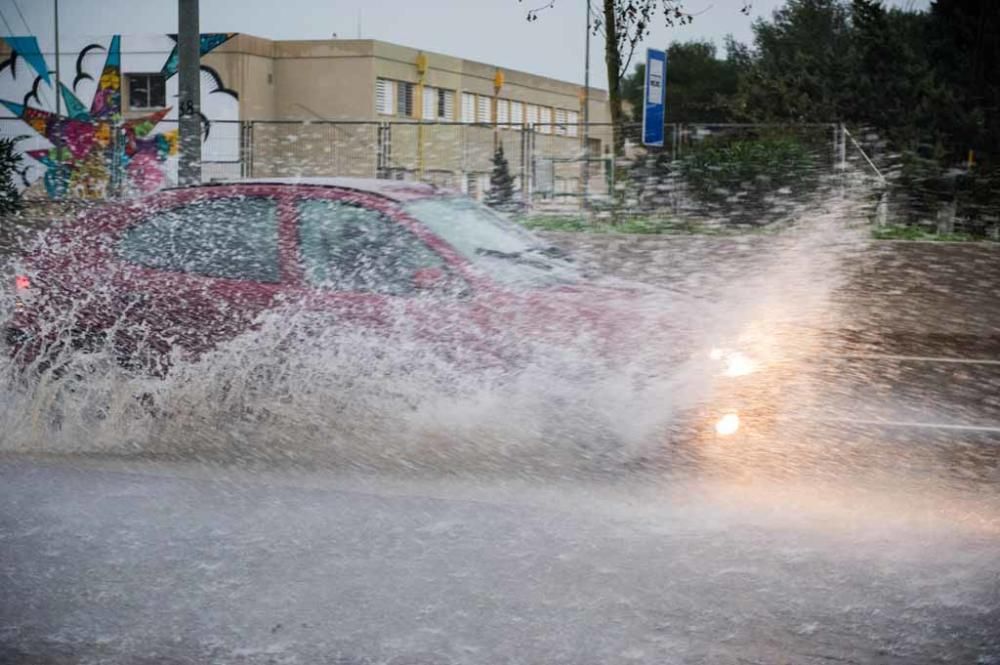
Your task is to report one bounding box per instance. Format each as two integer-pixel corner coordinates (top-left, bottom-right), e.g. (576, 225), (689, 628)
(518, 214), (785, 236)
(871, 225), (984, 242)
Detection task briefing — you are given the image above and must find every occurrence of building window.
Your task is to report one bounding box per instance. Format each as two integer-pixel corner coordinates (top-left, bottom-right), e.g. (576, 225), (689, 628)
(461, 93), (476, 123)
(127, 73), (166, 109)
(376, 79), (395, 115)
(539, 106), (552, 134)
(510, 101), (523, 127)
(436, 89), (454, 121)
(397, 82), (414, 117)
(566, 110), (579, 137)
(497, 99), (509, 126)
(477, 95), (490, 124)
(420, 87), (453, 121)
(554, 109), (568, 136)
(422, 86), (437, 121)
(525, 104), (539, 126)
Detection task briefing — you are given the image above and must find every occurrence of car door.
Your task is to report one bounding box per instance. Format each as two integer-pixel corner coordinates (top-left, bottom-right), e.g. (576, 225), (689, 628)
(286, 189), (479, 349)
(111, 185), (294, 366)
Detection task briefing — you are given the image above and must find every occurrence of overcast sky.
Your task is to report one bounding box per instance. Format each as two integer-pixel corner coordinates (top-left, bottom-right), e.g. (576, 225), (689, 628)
(6, 0), (931, 88)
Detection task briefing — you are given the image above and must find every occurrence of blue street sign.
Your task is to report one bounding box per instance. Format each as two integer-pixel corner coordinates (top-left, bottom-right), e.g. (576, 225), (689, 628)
(642, 48), (667, 147)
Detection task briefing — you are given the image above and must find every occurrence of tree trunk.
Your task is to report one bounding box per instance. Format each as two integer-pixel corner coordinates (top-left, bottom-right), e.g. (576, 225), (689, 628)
(603, 0), (624, 156)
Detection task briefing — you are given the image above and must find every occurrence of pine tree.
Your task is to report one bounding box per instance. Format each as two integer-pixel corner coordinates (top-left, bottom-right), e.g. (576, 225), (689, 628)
(486, 144), (515, 210)
(0, 138), (22, 215)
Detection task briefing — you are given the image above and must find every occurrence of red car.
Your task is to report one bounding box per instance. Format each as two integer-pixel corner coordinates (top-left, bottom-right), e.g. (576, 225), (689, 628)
(7, 178), (646, 377)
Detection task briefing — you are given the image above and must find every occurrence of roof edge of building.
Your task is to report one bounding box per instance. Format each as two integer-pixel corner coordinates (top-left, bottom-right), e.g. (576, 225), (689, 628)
(227, 33), (607, 99)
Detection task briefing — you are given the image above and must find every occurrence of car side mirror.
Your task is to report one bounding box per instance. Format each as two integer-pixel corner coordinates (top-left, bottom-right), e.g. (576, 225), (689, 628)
(412, 266), (447, 291)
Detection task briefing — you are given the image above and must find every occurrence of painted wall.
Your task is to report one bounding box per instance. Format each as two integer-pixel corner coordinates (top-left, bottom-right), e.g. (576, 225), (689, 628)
(0, 33), (239, 198)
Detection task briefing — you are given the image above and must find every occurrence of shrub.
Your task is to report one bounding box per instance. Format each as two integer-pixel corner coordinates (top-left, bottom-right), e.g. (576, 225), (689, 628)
(678, 133), (820, 225)
(486, 145), (515, 211)
(0, 137), (23, 215)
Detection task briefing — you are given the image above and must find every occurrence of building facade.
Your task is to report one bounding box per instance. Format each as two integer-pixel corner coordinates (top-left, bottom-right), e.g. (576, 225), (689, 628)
(0, 34), (609, 199)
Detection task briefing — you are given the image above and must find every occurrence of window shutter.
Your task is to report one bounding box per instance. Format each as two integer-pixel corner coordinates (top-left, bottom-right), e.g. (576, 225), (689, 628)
(525, 104), (539, 126)
(497, 99), (509, 126)
(376, 79), (394, 115)
(477, 95), (491, 123)
(422, 86), (436, 121)
(461, 93), (475, 123)
(397, 82), (414, 117)
(555, 109), (568, 136)
(440, 90), (454, 120)
(510, 101), (523, 127)
(539, 107), (552, 134)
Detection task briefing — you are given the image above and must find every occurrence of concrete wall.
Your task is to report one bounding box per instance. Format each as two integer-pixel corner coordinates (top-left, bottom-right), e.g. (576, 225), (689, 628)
(207, 35), (278, 121)
(271, 40), (376, 121)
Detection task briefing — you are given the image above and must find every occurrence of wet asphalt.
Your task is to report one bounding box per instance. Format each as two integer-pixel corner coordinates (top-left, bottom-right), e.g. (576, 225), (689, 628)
(2, 234), (1000, 664)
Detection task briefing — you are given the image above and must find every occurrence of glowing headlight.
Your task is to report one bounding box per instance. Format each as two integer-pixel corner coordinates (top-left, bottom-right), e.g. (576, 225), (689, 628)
(709, 348), (756, 377)
(715, 413), (741, 437)
(723, 352), (755, 377)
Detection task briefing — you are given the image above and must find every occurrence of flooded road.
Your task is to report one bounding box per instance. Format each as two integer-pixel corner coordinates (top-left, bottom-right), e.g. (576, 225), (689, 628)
(2, 229), (1000, 664)
(2, 458), (998, 665)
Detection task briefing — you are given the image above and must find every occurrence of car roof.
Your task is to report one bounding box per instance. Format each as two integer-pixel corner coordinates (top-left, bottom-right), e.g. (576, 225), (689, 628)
(204, 177), (449, 202)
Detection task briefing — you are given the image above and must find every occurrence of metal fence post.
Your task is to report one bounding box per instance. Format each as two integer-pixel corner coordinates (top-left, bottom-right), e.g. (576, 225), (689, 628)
(239, 121), (252, 179)
(376, 122), (390, 179)
(525, 123), (535, 209)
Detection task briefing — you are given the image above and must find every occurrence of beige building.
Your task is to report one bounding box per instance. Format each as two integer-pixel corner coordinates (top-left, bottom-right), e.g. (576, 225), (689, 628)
(0, 33), (610, 200)
(200, 35), (611, 197)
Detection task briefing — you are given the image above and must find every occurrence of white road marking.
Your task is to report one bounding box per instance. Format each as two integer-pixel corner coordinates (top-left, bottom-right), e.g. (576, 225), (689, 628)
(814, 417), (1000, 434)
(826, 353), (1000, 366)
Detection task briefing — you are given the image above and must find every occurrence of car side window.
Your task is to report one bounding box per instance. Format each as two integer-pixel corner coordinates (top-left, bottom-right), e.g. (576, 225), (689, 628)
(118, 196), (280, 283)
(297, 199), (445, 295)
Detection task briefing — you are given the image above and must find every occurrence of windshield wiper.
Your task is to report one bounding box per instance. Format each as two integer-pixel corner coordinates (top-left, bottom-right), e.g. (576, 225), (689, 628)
(475, 248), (523, 259)
(526, 245), (573, 261)
(475, 247), (554, 270)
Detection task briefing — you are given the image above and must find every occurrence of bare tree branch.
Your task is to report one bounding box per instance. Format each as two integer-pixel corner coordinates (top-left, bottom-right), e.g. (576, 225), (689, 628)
(520, 0), (556, 22)
(521, 0), (753, 156)
(619, 37), (640, 81)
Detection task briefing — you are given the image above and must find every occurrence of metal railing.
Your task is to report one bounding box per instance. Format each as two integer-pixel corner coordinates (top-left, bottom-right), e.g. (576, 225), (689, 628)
(1, 117), (852, 224)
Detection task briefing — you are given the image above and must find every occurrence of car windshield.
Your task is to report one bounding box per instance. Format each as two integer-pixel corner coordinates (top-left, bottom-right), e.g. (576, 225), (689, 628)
(403, 197), (581, 288)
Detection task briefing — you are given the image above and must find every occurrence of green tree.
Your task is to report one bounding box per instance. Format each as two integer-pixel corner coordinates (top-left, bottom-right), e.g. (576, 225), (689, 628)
(0, 137), (23, 215)
(522, 0), (752, 155)
(925, 0), (1000, 228)
(925, 0), (1000, 169)
(622, 40), (743, 124)
(735, 0), (854, 122)
(848, 0), (944, 147)
(486, 145), (515, 210)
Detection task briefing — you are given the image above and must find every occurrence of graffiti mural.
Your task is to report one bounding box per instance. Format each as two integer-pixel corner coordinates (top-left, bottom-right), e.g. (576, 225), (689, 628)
(0, 33), (238, 198)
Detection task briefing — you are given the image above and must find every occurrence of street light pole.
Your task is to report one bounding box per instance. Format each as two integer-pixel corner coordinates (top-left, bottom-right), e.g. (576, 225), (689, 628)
(178, 0), (201, 186)
(54, 0), (61, 116)
(582, 0), (591, 211)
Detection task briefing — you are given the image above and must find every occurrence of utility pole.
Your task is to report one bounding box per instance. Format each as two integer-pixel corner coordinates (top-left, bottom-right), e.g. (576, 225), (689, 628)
(54, 0), (61, 116)
(52, 0), (64, 198)
(178, 0), (201, 186)
(581, 0), (591, 211)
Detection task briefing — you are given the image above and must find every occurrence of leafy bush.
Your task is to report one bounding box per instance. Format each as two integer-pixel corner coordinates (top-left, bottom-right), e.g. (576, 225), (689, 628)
(0, 137), (23, 215)
(678, 133), (821, 225)
(891, 151), (1000, 237)
(954, 166), (1000, 236)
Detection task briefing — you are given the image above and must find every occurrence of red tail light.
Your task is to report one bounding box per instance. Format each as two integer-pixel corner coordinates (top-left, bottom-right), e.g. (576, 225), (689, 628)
(15, 274), (30, 291)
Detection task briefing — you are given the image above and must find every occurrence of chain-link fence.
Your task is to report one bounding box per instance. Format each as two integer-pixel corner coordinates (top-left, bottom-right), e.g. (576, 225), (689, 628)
(842, 126), (1000, 238)
(2, 116), (858, 226)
